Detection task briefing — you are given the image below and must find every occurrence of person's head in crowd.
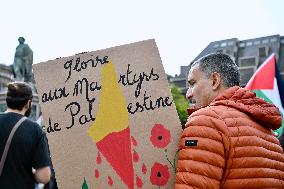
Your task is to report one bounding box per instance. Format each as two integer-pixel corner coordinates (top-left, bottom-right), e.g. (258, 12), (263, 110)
(186, 53), (240, 109)
(6, 81), (33, 116)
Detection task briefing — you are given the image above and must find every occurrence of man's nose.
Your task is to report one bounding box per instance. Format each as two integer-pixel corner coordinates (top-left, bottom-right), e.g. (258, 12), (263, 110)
(186, 88), (193, 100)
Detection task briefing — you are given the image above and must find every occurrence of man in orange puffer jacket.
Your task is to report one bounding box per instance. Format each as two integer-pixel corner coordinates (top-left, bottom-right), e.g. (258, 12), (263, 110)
(175, 53), (284, 189)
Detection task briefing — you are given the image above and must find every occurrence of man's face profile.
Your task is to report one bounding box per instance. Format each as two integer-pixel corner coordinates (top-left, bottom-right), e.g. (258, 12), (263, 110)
(186, 65), (212, 109)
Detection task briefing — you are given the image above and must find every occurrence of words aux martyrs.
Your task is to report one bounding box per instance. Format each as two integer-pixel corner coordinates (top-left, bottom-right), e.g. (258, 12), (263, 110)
(33, 40), (182, 188)
(42, 57), (173, 133)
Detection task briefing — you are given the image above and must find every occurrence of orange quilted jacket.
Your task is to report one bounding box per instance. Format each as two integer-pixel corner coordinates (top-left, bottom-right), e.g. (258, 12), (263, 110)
(175, 86), (284, 189)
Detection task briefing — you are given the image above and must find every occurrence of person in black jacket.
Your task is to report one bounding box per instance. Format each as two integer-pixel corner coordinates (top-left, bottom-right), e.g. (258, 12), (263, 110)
(0, 82), (51, 189)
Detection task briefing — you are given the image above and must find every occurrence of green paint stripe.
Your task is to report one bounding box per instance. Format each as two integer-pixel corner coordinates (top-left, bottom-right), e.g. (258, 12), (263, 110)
(82, 177), (88, 189)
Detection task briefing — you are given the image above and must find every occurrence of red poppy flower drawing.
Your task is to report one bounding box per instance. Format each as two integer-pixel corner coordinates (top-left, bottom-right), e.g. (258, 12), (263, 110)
(96, 152), (102, 164)
(108, 176), (113, 186)
(133, 150), (139, 162)
(150, 162), (170, 186)
(142, 163), (147, 174)
(136, 175), (143, 188)
(131, 136), (138, 146)
(94, 169), (99, 178)
(150, 124), (171, 148)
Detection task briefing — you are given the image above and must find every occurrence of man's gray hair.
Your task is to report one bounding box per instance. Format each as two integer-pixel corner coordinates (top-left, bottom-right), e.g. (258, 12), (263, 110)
(190, 53), (240, 87)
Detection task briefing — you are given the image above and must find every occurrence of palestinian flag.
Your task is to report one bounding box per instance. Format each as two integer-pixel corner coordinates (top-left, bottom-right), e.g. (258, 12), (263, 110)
(245, 53), (284, 135)
(87, 61), (134, 189)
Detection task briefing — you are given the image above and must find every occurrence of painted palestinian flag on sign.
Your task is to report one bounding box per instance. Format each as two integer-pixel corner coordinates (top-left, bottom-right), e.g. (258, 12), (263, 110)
(87, 61), (134, 189)
(245, 53), (284, 135)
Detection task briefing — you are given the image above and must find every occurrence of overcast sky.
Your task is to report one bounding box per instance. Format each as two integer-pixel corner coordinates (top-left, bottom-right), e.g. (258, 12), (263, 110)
(0, 0), (283, 76)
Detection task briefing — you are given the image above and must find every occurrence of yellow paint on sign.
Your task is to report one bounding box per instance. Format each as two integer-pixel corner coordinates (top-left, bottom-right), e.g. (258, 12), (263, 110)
(87, 61), (128, 142)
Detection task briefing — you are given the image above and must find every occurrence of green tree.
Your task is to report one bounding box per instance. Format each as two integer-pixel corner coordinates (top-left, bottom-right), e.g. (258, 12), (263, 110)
(170, 84), (189, 128)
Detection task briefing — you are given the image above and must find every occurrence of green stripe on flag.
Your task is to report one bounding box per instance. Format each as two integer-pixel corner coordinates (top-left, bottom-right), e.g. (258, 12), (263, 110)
(254, 90), (284, 136)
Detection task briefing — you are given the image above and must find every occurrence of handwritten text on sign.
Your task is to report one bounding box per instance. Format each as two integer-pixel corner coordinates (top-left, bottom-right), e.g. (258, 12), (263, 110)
(43, 55), (173, 133)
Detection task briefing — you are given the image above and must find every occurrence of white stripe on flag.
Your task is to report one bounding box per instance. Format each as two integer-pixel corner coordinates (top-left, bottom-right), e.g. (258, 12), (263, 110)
(261, 78), (284, 114)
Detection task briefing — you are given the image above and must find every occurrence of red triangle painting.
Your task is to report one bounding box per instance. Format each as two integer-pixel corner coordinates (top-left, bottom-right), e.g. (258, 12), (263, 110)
(87, 62), (134, 188)
(96, 127), (134, 189)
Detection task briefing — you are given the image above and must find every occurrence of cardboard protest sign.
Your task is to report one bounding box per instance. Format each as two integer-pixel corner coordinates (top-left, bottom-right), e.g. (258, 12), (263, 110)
(33, 39), (183, 188)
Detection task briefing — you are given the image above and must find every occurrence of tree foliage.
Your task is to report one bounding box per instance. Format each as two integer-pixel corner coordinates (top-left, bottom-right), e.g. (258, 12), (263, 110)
(170, 84), (188, 128)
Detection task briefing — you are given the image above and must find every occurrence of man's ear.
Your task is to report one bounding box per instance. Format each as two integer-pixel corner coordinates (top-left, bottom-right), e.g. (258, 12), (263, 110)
(211, 72), (221, 90)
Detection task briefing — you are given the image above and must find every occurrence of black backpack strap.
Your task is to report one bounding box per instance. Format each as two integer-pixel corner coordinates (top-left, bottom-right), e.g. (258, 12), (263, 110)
(0, 116), (27, 175)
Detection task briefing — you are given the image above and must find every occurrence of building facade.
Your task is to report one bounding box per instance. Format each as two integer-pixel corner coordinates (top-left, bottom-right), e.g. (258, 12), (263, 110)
(170, 34), (284, 94)
(0, 63), (40, 120)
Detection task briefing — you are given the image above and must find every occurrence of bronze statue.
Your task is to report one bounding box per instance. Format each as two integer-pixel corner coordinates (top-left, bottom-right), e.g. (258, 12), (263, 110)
(13, 37), (33, 82)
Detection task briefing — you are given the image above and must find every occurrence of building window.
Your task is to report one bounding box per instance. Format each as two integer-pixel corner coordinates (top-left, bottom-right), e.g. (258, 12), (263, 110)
(228, 41), (234, 46)
(238, 56), (258, 86)
(221, 42), (227, 47)
(239, 42), (245, 47)
(239, 67), (256, 86)
(258, 46), (268, 57)
(254, 40), (260, 45)
(270, 37), (277, 42)
(239, 56), (258, 67)
(262, 39), (269, 44)
(214, 43), (219, 48)
(216, 49), (223, 53)
(246, 41), (252, 46)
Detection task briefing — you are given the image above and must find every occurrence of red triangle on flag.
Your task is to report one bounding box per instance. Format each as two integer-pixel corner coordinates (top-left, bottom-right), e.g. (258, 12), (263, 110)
(245, 54), (275, 90)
